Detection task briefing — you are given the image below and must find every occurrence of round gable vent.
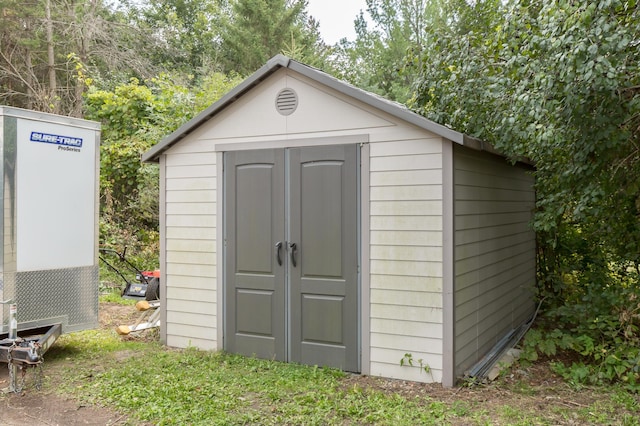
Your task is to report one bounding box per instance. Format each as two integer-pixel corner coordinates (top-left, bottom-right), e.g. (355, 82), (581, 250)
(275, 88), (298, 116)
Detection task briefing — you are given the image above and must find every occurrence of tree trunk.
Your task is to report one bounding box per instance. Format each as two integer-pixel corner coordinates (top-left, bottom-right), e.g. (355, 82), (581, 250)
(45, 0), (58, 113)
(24, 16), (35, 110)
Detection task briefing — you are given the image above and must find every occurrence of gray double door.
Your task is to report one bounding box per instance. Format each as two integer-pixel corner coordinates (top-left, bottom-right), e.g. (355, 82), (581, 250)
(224, 145), (358, 372)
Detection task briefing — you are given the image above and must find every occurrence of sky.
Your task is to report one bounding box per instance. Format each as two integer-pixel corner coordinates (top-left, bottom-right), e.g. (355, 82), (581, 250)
(306, 0), (369, 45)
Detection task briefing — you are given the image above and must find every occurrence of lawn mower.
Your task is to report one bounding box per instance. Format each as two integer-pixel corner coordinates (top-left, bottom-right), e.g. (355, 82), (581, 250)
(98, 247), (160, 301)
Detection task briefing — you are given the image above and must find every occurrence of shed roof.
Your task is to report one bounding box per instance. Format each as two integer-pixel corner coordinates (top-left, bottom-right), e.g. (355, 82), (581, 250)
(142, 55), (502, 163)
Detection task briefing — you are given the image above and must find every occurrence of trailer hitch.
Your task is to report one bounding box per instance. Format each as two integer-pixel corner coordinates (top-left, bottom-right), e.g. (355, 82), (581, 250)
(0, 299), (62, 393)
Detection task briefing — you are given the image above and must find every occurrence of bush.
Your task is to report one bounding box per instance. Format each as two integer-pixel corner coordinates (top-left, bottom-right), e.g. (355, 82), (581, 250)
(521, 281), (640, 391)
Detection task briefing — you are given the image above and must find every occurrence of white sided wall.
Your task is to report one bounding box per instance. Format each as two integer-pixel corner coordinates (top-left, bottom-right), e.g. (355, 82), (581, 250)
(368, 139), (444, 383)
(158, 68), (446, 382)
(162, 147), (218, 350)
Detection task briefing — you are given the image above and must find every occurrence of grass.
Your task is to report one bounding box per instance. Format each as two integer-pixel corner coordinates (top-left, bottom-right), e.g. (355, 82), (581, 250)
(54, 345), (446, 425)
(38, 299), (640, 425)
(98, 290), (138, 304)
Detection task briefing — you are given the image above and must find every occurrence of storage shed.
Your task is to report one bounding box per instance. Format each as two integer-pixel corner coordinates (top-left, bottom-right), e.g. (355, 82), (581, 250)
(142, 55), (536, 386)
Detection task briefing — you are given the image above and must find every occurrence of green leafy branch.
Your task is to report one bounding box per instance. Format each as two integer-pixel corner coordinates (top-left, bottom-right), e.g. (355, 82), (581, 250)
(400, 353), (432, 375)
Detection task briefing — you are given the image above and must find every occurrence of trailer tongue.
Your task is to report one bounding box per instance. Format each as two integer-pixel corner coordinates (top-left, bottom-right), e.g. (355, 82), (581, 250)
(0, 325), (61, 365)
(0, 300), (62, 392)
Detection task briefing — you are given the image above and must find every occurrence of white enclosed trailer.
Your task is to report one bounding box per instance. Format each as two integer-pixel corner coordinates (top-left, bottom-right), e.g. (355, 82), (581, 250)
(0, 106), (100, 339)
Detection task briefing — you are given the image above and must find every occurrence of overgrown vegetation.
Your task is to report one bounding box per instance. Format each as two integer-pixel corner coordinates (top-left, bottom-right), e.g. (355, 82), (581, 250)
(43, 320), (640, 425)
(413, 0), (640, 390)
(85, 73), (243, 256)
(520, 284), (640, 390)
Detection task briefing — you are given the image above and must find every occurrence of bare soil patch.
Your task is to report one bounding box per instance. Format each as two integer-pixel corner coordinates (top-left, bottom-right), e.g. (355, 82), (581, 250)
(0, 388), (127, 426)
(0, 302), (148, 425)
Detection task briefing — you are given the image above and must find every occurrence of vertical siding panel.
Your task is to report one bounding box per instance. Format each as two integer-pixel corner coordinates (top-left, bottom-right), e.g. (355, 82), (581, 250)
(360, 143), (371, 375)
(453, 146), (536, 379)
(164, 150), (218, 350)
(159, 155), (167, 344)
(368, 138), (444, 383)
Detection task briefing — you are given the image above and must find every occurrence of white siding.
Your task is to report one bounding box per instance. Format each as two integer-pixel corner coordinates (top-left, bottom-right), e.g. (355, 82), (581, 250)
(369, 139), (444, 383)
(164, 150), (217, 349)
(453, 146), (536, 378)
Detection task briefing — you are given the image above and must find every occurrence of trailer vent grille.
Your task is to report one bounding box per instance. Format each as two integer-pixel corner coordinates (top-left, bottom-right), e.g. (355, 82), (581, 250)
(275, 88), (298, 116)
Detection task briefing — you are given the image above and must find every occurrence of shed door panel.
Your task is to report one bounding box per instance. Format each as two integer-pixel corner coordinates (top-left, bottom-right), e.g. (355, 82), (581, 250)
(224, 145), (358, 372)
(289, 145), (358, 372)
(224, 149), (286, 361)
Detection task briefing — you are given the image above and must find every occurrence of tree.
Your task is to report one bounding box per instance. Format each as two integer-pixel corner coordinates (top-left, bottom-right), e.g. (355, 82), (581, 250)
(0, 0), (52, 111)
(85, 72), (243, 247)
(219, 0), (331, 75)
(334, 0), (448, 103)
(415, 0), (640, 272)
(0, 0), (158, 116)
(412, 0), (640, 386)
(129, 0), (224, 78)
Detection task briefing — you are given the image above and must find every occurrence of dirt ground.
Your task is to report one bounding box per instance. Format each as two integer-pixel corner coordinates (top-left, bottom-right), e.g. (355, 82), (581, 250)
(0, 303), (144, 425)
(0, 303), (637, 425)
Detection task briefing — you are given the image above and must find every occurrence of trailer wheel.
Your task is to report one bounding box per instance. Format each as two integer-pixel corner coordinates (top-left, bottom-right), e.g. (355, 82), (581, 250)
(145, 277), (160, 301)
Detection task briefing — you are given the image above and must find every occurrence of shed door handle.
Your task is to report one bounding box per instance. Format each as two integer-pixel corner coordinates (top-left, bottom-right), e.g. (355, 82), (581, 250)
(289, 242), (297, 267)
(275, 241), (283, 266)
